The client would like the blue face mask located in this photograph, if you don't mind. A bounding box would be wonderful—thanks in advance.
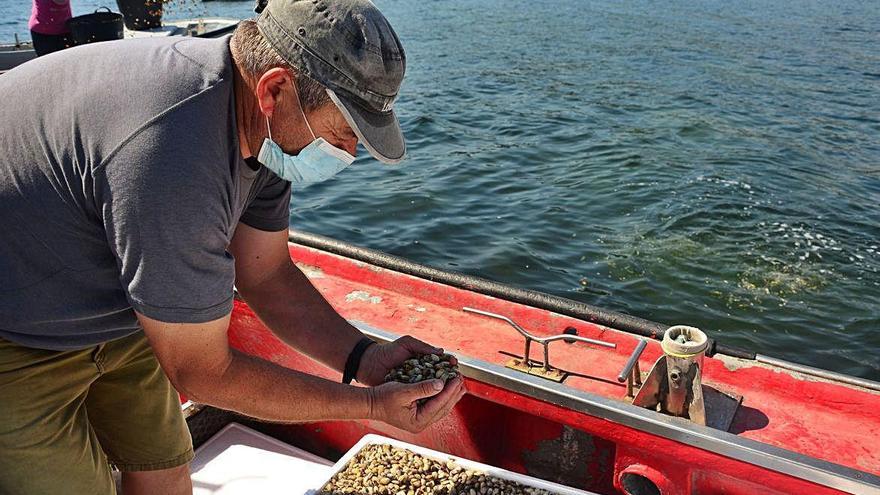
[257,94,355,186]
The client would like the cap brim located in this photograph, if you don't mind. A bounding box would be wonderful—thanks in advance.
[327,89,405,164]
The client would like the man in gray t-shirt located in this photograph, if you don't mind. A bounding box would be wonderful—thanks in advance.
[0,1,465,493]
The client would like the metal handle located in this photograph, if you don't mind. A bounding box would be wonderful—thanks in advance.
[462,307,615,372]
[618,339,647,382]
[618,339,646,397]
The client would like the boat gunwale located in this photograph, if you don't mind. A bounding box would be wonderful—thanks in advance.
[287,228,880,394]
[353,320,880,494]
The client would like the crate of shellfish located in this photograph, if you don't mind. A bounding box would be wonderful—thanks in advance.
[311,434,599,495]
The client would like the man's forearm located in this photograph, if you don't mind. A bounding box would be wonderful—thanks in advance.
[186,348,372,423]
[237,262,364,375]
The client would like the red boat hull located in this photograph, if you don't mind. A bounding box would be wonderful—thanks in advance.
[223,241,880,495]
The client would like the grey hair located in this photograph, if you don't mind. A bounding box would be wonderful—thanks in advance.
[230,19,330,112]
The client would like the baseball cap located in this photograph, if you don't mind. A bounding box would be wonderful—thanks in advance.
[255,0,407,164]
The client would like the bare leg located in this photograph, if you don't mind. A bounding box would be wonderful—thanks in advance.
[121,464,191,495]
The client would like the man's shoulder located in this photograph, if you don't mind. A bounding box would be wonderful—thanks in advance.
[73,35,233,85]
[94,35,235,135]
[4,35,233,97]
[94,36,238,169]
[2,35,236,173]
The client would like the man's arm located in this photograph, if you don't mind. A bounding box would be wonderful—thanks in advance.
[228,224,365,376]
[139,312,369,422]
[138,311,465,431]
[229,225,450,385]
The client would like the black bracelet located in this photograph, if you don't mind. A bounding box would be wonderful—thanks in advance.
[342,337,376,384]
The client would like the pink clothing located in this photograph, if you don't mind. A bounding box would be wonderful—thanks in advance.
[29,0,72,35]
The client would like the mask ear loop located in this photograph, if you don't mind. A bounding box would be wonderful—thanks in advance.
[264,75,316,144]
[290,76,317,140]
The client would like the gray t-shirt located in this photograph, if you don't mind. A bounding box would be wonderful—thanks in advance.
[0,35,291,350]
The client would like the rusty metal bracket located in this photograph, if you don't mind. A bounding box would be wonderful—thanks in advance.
[505,357,568,382]
[618,339,647,398]
[462,307,616,382]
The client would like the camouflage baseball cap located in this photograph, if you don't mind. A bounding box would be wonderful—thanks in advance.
[255,0,407,164]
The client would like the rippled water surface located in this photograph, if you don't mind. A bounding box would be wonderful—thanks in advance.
[2,0,879,380]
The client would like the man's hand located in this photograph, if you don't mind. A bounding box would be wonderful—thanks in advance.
[356,335,458,386]
[368,376,466,433]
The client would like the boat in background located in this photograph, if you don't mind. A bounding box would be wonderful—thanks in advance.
[0,17,239,73]
[183,229,880,495]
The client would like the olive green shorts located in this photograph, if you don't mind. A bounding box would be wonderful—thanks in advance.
[0,331,194,495]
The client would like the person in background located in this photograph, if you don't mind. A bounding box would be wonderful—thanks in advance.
[29,0,73,56]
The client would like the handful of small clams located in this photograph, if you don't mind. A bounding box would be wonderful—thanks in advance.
[384,353,459,385]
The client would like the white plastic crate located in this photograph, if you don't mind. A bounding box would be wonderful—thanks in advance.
[308,434,599,494]
[191,422,333,495]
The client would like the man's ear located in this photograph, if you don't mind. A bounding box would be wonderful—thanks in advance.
[255,68,293,119]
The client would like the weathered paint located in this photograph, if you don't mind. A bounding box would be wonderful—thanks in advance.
[223,242,880,495]
[294,263,325,279]
[344,290,383,304]
[522,425,605,489]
